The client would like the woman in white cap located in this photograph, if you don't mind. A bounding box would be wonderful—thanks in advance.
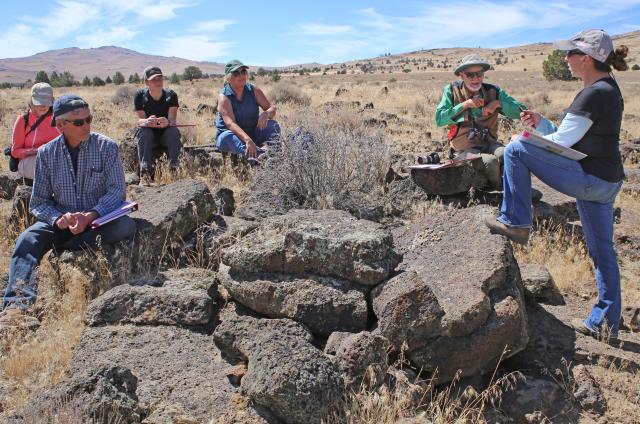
[485,29,629,339]
[10,82,60,180]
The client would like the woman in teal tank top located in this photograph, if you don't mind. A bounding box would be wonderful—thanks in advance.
[215,60,280,161]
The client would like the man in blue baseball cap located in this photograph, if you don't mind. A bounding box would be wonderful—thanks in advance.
[0,94,136,324]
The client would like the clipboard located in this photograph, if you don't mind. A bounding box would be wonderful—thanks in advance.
[405,154,482,171]
[90,201,138,229]
[519,131,587,161]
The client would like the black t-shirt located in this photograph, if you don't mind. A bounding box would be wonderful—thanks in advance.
[567,77,624,182]
[134,88,179,132]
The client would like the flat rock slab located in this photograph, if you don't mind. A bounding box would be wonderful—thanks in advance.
[519,264,564,305]
[84,268,217,327]
[410,157,489,196]
[128,179,216,250]
[373,205,528,382]
[214,303,344,424]
[218,263,368,336]
[221,209,400,286]
[532,177,579,223]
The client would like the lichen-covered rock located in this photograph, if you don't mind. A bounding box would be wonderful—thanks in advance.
[214,303,344,424]
[0,171,23,200]
[372,205,528,382]
[218,264,368,336]
[84,268,216,327]
[221,209,400,286]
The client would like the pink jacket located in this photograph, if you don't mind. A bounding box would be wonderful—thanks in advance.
[11,110,60,159]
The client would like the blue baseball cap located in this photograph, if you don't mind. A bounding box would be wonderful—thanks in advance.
[51,94,89,126]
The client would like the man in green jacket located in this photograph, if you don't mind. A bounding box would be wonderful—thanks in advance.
[435,54,525,189]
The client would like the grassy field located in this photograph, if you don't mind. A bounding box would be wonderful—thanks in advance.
[0,64,639,422]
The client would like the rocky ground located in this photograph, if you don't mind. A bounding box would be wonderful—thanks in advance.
[0,142,639,423]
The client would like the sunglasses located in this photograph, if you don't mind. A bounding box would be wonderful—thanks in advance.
[566,49,585,57]
[232,68,248,76]
[463,71,484,79]
[64,115,92,127]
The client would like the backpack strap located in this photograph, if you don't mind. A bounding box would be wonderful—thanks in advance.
[24,108,52,138]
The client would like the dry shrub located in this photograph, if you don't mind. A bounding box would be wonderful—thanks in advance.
[110,85,137,106]
[268,83,311,106]
[251,122,390,218]
[513,221,592,294]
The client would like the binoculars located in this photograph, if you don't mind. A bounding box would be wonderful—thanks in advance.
[417,152,441,165]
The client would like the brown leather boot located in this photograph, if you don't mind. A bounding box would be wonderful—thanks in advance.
[484,217,530,245]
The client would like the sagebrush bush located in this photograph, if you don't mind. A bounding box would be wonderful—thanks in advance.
[267,83,311,106]
[250,120,389,218]
[110,85,137,106]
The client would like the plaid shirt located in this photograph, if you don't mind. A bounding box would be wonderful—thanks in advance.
[30,132,126,226]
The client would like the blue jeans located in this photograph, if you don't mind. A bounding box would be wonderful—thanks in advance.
[499,140,623,335]
[137,127,182,174]
[3,216,137,309]
[216,120,281,157]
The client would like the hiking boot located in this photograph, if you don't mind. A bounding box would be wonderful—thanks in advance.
[571,318,619,342]
[484,217,530,245]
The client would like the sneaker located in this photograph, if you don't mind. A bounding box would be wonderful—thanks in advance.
[484,217,530,245]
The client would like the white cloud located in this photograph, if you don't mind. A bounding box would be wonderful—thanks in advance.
[191,19,236,33]
[295,23,353,36]
[0,24,49,58]
[76,27,138,48]
[93,0,193,23]
[156,35,233,61]
[25,1,99,39]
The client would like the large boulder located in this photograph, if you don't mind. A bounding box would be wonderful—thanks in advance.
[84,268,217,327]
[213,303,344,424]
[371,205,528,382]
[221,209,400,286]
[218,264,368,336]
[129,179,216,250]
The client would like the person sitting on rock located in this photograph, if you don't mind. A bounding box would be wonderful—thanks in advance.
[134,66,181,185]
[435,54,526,190]
[215,60,280,163]
[0,94,136,322]
[10,83,60,180]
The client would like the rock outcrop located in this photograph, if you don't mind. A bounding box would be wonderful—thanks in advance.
[372,205,528,382]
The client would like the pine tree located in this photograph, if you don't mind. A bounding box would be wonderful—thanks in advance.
[169,72,180,84]
[35,70,50,83]
[82,76,91,86]
[132,73,141,84]
[105,76,113,84]
[112,71,125,85]
[92,76,106,86]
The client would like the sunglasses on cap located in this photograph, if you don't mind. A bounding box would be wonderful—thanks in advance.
[463,71,484,79]
[566,49,586,57]
[232,68,248,76]
[64,115,92,127]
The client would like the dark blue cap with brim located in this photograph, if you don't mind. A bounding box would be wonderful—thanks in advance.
[51,94,89,126]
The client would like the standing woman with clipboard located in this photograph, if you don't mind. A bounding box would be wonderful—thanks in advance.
[485,29,630,339]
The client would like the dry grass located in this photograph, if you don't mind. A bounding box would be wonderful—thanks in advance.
[514,223,594,295]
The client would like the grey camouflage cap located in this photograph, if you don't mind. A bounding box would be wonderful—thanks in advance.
[553,29,613,63]
[454,54,491,75]
[31,82,54,106]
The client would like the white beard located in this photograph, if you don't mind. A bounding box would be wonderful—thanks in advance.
[464,81,482,92]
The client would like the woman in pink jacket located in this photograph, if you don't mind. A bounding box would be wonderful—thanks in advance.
[11,83,60,179]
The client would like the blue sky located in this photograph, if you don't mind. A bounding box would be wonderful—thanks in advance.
[1,0,640,66]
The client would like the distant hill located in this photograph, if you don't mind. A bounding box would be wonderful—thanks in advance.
[0,46,230,84]
[1,31,638,83]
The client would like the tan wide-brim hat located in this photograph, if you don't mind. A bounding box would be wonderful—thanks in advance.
[454,54,491,75]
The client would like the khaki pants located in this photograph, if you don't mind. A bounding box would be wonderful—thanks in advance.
[454,140,505,190]
[17,155,37,180]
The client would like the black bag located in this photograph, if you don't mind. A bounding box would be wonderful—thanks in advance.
[4,146,19,172]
